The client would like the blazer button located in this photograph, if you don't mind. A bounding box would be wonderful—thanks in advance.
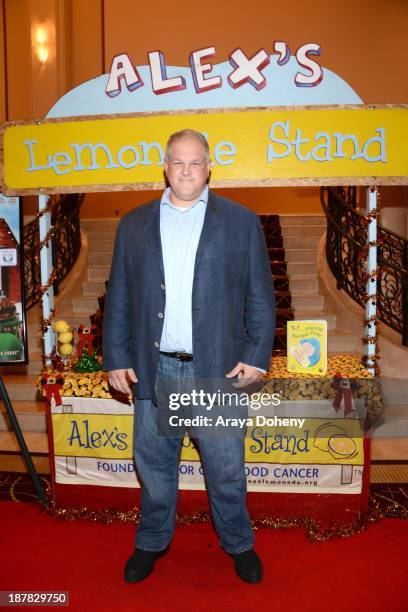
[154,341,159,348]
[160,283,165,290]
[158,312,164,318]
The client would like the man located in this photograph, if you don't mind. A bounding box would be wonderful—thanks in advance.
[103,129,275,583]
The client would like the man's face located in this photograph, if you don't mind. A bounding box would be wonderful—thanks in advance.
[164,137,211,207]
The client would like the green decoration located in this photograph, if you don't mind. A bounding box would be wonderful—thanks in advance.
[74,345,101,373]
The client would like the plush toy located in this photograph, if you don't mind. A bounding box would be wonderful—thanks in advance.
[75,323,101,373]
[77,324,97,357]
[40,373,64,406]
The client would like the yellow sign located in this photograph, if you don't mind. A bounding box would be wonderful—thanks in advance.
[52,413,133,459]
[2,105,408,194]
[52,412,363,465]
[180,418,364,466]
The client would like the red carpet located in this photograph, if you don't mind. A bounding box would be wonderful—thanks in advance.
[0,502,406,612]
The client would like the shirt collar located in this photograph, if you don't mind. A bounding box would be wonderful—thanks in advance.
[161,186,209,212]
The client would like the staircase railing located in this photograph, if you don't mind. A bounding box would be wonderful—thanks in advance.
[24,194,83,309]
[320,186,408,346]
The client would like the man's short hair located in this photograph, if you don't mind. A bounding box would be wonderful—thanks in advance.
[165,129,210,161]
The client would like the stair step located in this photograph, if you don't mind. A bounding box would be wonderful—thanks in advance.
[279,215,325,226]
[268,248,285,262]
[381,379,408,406]
[0,430,49,453]
[265,235,283,248]
[283,235,321,249]
[275,292,292,309]
[281,225,325,237]
[72,297,99,313]
[0,375,41,401]
[0,400,47,433]
[273,329,288,351]
[83,229,118,241]
[263,227,282,239]
[276,309,294,325]
[289,276,318,293]
[371,439,408,461]
[287,262,317,276]
[88,239,115,253]
[292,294,325,311]
[271,261,288,276]
[327,331,362,353]
[259,214,280,224]
[88,253,113,267]
[0,454,50,473]
[82,281,106,297]
[81,219,120,231]
[273,277,290,292]
[87,266,111,281]
[285,248,317,263]
[0,352,44,377]
[293,311,337,330]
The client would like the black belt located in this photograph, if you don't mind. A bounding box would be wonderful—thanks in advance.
[160,351,193,362]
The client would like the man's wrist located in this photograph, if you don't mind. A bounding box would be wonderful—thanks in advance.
[241,362,266,374]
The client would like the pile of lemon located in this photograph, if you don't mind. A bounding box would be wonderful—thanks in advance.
[54,319,74,356]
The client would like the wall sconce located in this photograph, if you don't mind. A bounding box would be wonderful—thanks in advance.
[34,26,49,64]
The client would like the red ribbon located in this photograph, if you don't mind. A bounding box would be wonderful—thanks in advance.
[43,382,63,407]
[333,383,354,415]
[77,334,94,356]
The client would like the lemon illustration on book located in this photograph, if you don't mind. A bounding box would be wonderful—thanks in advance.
[328,435,357,459]
[313,422,346,452]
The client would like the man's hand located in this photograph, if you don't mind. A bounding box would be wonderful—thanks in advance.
[108,368,138,395]
[225,362,261,388]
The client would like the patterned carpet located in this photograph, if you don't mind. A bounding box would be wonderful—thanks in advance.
[1,471,407,521]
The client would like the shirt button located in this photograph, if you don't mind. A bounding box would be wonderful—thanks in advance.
[158,312,164,319]
[154,341,159,348]
[160,284,165,290]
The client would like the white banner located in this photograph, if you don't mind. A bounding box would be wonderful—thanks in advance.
[51,396,364,494]
[54,457,363,494]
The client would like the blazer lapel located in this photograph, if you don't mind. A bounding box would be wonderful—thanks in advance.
[194,191,222,273]
[143,200,164,276]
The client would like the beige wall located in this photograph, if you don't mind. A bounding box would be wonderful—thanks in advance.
[2,0,408,216]
[105,0,408,103]
[0,1,6,122]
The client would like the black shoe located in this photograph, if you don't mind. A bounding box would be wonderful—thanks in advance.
[124,546,169,583]
[231,549,263,583]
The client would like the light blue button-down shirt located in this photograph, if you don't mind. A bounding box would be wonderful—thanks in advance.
[159,186,208,353]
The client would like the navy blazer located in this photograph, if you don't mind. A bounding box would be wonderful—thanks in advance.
[102,190,275,400]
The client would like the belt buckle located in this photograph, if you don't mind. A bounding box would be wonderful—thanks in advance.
[177,352,189,361]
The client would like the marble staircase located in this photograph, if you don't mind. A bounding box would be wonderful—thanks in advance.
[280,214,361,354]
[1,214,406,473]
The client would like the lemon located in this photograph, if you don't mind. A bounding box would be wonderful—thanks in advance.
[58,331,73,343]
[59,342,73,356]
[54,319,70,333]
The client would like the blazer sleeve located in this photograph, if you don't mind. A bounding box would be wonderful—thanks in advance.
[240,214,275,371]
[102,219,134,372]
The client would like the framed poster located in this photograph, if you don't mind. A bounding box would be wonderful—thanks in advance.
[0,193,28,365]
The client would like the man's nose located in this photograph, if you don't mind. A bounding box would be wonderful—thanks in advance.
[181,164,191,175]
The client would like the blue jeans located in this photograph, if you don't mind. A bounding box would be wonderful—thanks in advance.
[133,353,254,554]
